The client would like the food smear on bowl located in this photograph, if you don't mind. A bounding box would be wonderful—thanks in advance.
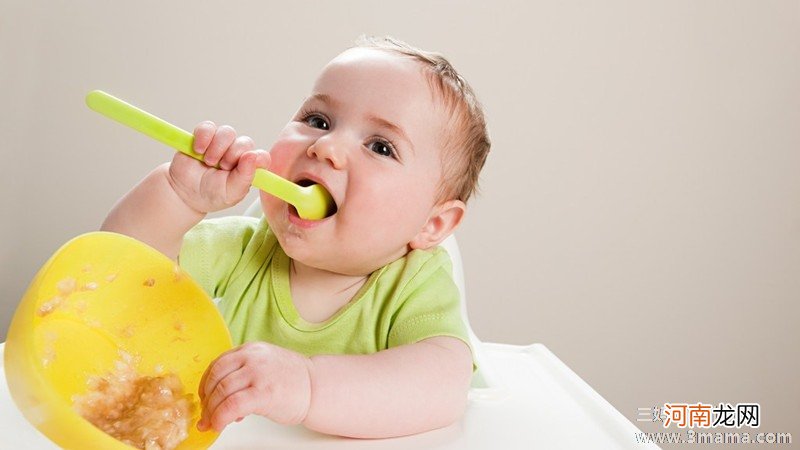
[57,277,78,295]
[36,296,66,317]
[73,351,196,450]
[37,276,79,317]
[37,276,94,317]
[41,331,58,367]
[119,324,136,339]
[172,264,183,282]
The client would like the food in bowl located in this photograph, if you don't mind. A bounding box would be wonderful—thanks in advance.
[73,350,196,450]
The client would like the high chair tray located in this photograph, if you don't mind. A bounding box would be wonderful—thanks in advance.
[0,342,659,449]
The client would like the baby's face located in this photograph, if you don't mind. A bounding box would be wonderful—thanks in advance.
[261,48,448,275]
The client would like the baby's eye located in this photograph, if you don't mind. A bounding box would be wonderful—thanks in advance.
[367,139,396,158]
[303,114,329,130]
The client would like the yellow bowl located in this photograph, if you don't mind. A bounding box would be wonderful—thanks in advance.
[4,232,233,449]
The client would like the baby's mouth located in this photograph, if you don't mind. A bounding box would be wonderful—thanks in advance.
[287,203,302,218]
[295,178,338,217]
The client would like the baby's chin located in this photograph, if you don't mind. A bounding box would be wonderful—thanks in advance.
[263,203,409,276]
[288,251,374,277]
[277,234,389,276]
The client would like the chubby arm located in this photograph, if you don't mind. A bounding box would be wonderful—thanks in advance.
[100,122,269,259]
[305,336,473,438]
[101,162,204,260]
[197,336,473,438]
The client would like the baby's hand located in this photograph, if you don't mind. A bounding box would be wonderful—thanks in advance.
[196,342,313,432]
[168,121,271,214]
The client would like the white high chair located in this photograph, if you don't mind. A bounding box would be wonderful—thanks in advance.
[0,201,660,449]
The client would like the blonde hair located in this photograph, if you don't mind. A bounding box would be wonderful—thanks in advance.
[354,36,491,203]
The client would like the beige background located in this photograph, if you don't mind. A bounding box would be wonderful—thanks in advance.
[2,0,798,446]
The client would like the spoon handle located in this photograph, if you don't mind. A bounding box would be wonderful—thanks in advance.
[85,90,205,162]
[85,90,301,204]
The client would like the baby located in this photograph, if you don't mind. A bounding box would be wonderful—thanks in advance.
[101,36,490,439]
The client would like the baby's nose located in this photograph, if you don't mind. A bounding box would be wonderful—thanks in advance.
[307,136,346,169]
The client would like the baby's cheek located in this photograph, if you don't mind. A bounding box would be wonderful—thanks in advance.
[258,191,271,213]
[265,149,291,178]
[268,128,312,171]
[260,191,283,215]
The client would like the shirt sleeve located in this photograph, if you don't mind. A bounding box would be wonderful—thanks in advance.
[387,250,475,369]
[178,216,261,298]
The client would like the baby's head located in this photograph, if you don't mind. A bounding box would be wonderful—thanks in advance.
[352,36,491,205]
[261,36,490,276]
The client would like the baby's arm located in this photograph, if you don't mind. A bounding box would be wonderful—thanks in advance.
[197,336,473,438]
[101,122,270,259]
[305,336,473,437]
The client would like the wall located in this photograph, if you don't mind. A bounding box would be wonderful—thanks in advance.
[1,0,797,444]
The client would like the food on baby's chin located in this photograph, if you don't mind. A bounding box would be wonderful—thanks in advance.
[73,351,195,450]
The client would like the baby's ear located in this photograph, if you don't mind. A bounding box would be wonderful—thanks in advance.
[409,199,466,250]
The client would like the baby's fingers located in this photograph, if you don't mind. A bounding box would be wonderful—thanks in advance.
[225,150,271,201]
[203,125,237,167]
[192,121,216,155]
[219,136,255,171]
[200,368,249,429]
[203,388,260,432]
[200,353,244,404]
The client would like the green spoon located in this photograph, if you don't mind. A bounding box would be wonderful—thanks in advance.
[85,90,334,220]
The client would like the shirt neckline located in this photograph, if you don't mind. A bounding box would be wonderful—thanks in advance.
[272,246,383,332]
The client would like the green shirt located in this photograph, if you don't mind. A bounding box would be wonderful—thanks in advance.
[179,216,471,358]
